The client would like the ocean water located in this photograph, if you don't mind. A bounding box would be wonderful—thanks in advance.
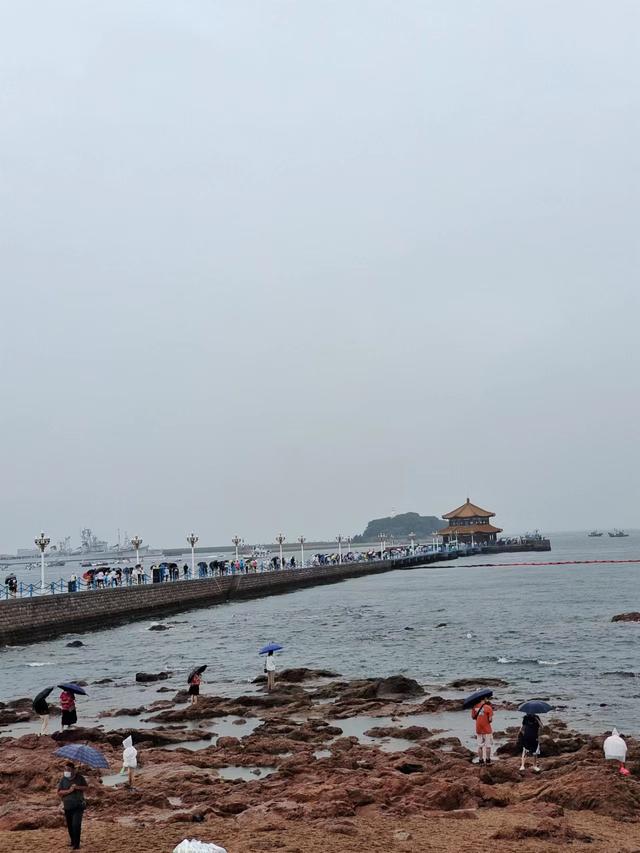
[1,532,639,735]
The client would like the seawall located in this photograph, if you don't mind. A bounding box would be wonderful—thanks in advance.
[0,553,457,646]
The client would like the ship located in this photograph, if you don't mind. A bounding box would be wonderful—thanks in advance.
[608,529,629,538]
[587,530,603,537]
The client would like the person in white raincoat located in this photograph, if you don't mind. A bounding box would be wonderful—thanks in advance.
[604,728,629,776]
[121,735,138,788]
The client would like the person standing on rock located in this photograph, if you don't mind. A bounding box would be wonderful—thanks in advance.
[32,691,50,736]
[188,671,202,705]
[518,713,542,773]
[265,650,276,692]
[60,689,77,730]
[472,696,493,765]
[57,760,87,850]
[121,735,138,788]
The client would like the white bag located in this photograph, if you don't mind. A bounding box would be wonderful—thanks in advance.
[603,728,627,762]
[173,841,227,853]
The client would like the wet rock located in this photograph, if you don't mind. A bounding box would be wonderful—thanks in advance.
[0,710,30,726]
[612,612,640,622]
[217,736,241,749]
[99,707,144,718]
[277,668,341,683]
[395,762,424,774]
[436,623,448,628]
[148,624,170,631]
[364,725,431,741]
[66,640,84,647]
[448,677,508,689]
[135,671,171,682]
[93,677,113,684]
[493,818,593,842]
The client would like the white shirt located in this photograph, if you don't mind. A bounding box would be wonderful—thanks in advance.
[265,657,276,672]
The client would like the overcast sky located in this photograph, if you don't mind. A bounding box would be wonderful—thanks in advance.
[1,1,638,552]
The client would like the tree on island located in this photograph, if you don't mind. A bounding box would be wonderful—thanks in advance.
[353,512,441,543]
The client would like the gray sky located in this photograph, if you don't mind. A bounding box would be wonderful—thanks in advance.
[1,1,639,552]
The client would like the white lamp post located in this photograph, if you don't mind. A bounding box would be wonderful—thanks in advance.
[378,532,386,560]
[187,532,199,578]
[298,536,306,568]
[35,532,50,591]
[276,533,285,569]
[131,535,143,567]
[408,531,416,555]
[232,535,242,562]
[336,535,343,564]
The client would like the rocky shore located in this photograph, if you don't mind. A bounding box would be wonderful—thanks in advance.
[1,670,640,853]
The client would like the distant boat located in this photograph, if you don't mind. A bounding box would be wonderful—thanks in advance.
[587,530,603,537]
[608,529,629,538]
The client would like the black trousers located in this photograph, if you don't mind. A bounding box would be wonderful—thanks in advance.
[65,807,83,848]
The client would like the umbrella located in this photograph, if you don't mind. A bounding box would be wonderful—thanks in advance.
[259,642,283,655]
[462,687,493,710]
[519,700,553,715]
[54,743,109,769]
[33,686,54,704]
[188,665,207,683]
[57,683,87,696]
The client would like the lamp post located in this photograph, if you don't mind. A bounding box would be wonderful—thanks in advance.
[346,536,352,555]
[232,535,242,562]
[297,536,306,568]
[336,535,343,564]
[378,532,386,560]
[131,535,143,567]
[408,532,416,555]
[35,532,50,591]
[187,532,199,578]
[276,534,285,569]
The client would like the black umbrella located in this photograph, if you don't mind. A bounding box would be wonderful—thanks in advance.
[57,682,88,696]
[188,665,207,683]
[462,687,494,710]
[519,700,553,715]
[33,686,54,704]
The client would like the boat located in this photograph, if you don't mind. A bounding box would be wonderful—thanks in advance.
[608,529,629,538]
[587,530,603,537]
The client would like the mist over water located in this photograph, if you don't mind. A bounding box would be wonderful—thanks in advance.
[1,532,639,734]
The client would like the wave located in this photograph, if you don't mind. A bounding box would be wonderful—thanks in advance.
[494,656,563,667]
[497,656,513,664]
[602,670,637,678]
[537,660,563,666]
[26,662,54,667]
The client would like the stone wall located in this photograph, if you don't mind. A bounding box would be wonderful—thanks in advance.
[0,553,455,646]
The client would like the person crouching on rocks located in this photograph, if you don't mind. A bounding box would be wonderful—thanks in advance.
[121,735,138,788]
[518,713,542,773]
[188,671,202,705]
[265,650,276,692]
[472,697,493,765]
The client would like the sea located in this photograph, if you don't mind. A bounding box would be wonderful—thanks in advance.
[1,531,639,736]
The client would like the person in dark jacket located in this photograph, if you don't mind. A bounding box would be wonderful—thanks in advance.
[57,761,87,849]
[32,692,49,736]
[518,713,542,773]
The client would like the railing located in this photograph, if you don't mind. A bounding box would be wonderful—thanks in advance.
[0,545,457,600]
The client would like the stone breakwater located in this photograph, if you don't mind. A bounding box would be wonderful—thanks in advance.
[0,553,456,646]
[0,669,639,853]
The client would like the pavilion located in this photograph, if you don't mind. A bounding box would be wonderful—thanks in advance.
[437,498,503,545]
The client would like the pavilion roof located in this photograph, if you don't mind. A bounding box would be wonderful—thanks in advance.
[442,498,496,519]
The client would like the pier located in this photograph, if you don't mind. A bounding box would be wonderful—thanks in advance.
[0,551,458,646]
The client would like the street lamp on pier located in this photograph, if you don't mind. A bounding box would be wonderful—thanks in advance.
[232,535,242,562]
[187,533,199,578]
[35,532,50,591]
[378,532,386,560]
[408,532,416,555]
[336,535,343,564]
[297,536,306,568]
[276,534,285,569]
[130,535,143,567]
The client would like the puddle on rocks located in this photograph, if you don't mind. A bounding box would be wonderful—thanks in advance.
[216,765,276,781]
[101,772,129,787]
[314,749,332,759]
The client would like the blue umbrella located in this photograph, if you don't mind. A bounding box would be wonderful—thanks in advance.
[462,687,493,710]
[57,683,87,696]
[54,744,109,769]
[259,642,283,655]
[519,700,553,715]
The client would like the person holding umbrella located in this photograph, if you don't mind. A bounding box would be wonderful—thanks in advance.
[259,643,283,692]
[517,700,552,774]
[56,760,88,850]
[188,665,207,705]
[58,683,87,730]
[32,686,53,736]
[462,688,494,765]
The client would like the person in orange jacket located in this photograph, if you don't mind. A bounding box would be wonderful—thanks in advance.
[472,697,494,765]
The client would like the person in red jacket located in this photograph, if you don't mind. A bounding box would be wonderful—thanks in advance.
[472,698,494,765]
